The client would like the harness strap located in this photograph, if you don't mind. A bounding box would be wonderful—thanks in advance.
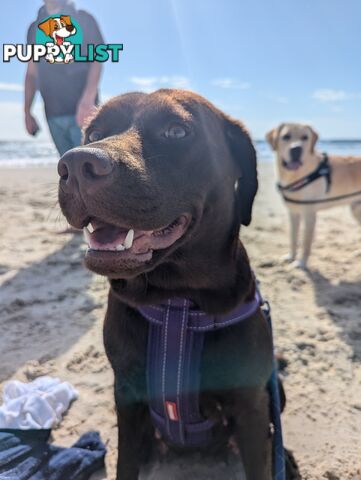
[261,299,286,480]
[146,300,214,446]
[140,293,260,331]
[139,294,260,447]
[277,152,331,194]
[281,188,361,205]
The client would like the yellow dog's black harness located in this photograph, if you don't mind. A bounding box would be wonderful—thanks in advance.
[277,153,332,196]
[278,153,361,205]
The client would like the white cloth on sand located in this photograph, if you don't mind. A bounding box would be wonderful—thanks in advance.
[0,376,78,429]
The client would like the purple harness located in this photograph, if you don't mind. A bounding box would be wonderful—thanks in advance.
[138,292,261,448]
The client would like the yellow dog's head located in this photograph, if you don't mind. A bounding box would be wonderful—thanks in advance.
[266,123,319,172]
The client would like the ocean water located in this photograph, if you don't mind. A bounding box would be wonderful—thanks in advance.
[0,141,58,167]
[1,139,361,167]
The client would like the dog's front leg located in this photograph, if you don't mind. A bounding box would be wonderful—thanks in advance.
[114,379,153,480]
[45,42,56,63]
[298,209,316,269]
[62,41,74,63]
[233,387,272,480]
[286,210,300,262]
[351,200,361,225]
[45,53,55,63]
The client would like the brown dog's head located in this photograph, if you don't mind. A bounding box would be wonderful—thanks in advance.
[266,122,319,172]
[38,15,76,45]
[58,90,257,284]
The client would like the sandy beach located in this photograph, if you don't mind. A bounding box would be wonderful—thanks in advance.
[0,163,360,480]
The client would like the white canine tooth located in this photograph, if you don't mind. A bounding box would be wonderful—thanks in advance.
[124,229,134,249]
[88,223,95,233]
[83,227,91,245]
[116,244,125,251]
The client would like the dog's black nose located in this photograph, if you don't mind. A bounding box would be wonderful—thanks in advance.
[290,145,302,162]
[58,147,113,192]
[66,25,74,32]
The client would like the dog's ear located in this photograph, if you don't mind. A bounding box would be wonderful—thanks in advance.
[266,123,284,151]
[307,125,319,152]
[60,15,72,26]
[224,117,258,226]
[38,19,53,37]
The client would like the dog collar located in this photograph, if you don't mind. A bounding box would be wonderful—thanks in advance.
[138,292,261,448]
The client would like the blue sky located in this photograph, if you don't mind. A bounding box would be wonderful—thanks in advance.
[1,0,361,140]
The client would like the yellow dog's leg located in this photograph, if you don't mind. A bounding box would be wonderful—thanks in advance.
[351,201,361,225]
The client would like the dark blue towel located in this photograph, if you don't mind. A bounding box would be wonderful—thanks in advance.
[0,429,106,480]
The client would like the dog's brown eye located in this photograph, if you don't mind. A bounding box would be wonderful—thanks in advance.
[282,134,291,141]
[54,25,59,31]
[301,134,309,141]
[165,124,187,139]
[88,131,102,143]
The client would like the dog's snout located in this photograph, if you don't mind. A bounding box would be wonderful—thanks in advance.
[58,147,113,190]
[290,145,302,162]
[66,25,74,32]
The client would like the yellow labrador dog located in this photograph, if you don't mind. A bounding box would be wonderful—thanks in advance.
[267,123,361,268]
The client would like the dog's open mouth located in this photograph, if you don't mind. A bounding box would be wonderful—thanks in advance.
[282,158,302,171]
[55,35,64,46]
[83,213,192,264]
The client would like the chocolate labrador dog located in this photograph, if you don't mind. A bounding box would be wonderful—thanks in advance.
[58,90,275,480]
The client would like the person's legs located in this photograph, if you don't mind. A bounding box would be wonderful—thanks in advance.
[47,116,75,156]
[68,116,83,148]
[49,115,83,234]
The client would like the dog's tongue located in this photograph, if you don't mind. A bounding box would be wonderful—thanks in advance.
[288,161,301,171]
[56,35,63,46]
[283,158,302,171]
